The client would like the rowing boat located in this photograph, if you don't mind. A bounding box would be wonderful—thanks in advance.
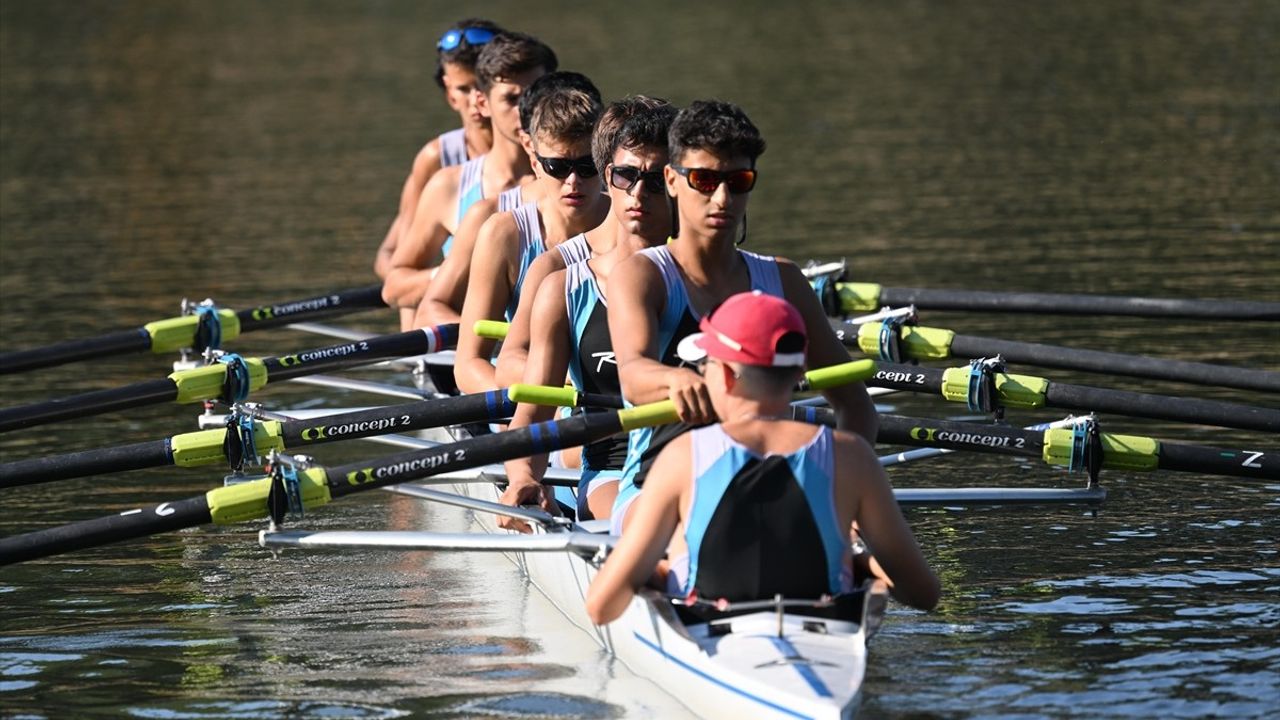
[258,372,888,719]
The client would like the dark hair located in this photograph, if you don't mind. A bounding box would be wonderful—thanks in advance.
[592,96,677,175]
[736,363,805,395]
[668,100,766,167]
[531,85,603,145]
[475,32,559,94]
[433,18,505,89]
[519,71,602,135]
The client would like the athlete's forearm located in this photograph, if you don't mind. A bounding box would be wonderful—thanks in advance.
[381,267,432,309]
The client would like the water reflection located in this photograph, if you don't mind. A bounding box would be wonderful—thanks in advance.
[3,0,1279,718]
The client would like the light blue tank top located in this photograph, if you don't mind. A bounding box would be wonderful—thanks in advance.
[442,156,486,258]
[674,424,853,596]
[497,185,524,213]
[506,203,545,322]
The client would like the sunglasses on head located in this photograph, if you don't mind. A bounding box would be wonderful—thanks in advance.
[437,27,496,51]
[535,154,599,180]
[608,165,665,195]
[670,165,757,195]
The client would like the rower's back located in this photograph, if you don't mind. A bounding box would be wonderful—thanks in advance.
[674,420,852,601]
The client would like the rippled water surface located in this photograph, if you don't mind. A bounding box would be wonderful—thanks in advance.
[2,1,1278,718]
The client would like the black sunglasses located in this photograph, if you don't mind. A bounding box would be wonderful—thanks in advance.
[609,165,665,195]
[670,165,757,195]
[535,154,599,180]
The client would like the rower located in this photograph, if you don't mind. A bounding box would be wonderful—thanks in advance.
[415,72,603,328]
[382,32,558,328]
[493,95,674,388]
[606,100,879,534]
[453,76,610,394]
[585,292,940,624]
[497,97,678,528]
[373,18,503,292]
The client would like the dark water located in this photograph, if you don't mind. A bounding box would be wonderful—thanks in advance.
[2,1,1278,717]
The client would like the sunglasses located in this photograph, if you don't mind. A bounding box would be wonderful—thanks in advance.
[535,154,599,180]
[609,165,665,195]
[670,165,757,195]
[437,27,496,51]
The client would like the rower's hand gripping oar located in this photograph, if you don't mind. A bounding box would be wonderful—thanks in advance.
[0,285,388,375]
[0,388,519,489]
[834,318,1280,394]
[0,400,679,565]
[0,324,458,433]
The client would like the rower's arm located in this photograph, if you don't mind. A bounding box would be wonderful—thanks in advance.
[375,140,443,279]
[608,255,714,423]
[495,250,568,387]
[382,168,455,310]
[417,197,498,327]
[836,433,940,611]
[778,261,879,443]
[454,213,520,393]
[499,272,573,527]
[586,435,687,625]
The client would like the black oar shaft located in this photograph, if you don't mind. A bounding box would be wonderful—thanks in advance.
[0,407,647,564]
[948,334,1280,394]
[0,379,178,433]
[0,285,389,375]
[0,389,513,489]
[278,390,514,447]
[234,285,385,332]
[796,407,1278,480]
[0,495,212,564]
[0,326,457,434]
[0,439,172,488]
[262,328,453,382]
[325,411,625,498]
[868,364,1280,434]
[1159,444,1277,480]
[0,329,152,375]
[876,286,1280,321]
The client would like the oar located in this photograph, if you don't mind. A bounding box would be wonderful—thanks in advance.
[0,285,388,375]
[506,359,879,411]
[0,400,678,565]
[834,320,1280,393]
[813,280,1280,321]
[868,362,1280,434]
[508,380,1276,482]
[789,407,1278,481]
[0,389,517,488]
[0,325,457,433]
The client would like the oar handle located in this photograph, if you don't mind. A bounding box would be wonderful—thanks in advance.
[474,320,509,340]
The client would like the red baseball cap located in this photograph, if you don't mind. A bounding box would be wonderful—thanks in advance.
[677,291,808,367]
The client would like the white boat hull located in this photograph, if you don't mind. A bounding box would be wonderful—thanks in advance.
[435,427,875,720]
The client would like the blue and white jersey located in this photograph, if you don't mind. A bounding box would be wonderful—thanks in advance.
[611,246,784,523]
[442,155,487,258]
[670,424,853,600]
[437,127,469,168]
[506,202,546,322]
[564,259,626,474]
[556,233,592,266]
[497,185,525,213]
